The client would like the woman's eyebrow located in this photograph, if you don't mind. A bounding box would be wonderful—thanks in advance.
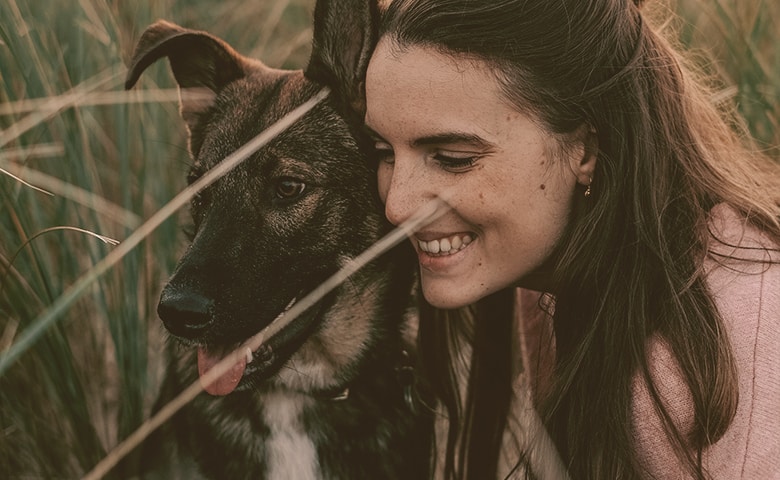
[362,124,496,150]
[411,132,496,149]
[362,124,386,141]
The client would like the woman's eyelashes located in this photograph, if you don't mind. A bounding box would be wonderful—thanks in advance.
[432,151,479,171]
[370,140,479,172]
[371,140,395,164]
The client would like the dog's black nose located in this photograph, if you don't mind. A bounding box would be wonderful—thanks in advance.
[157,287,214,339]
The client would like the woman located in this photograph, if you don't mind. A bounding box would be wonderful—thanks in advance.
[363,0,780,478]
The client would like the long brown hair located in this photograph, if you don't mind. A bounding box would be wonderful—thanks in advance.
[380,0,780,478]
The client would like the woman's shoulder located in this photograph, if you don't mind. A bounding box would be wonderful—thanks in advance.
[632,203,780,477]
[704,203,780,344]
[706,202,780,263]
[702,204,780,476]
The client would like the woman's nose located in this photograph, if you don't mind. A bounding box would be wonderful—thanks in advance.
[378,154,429,227]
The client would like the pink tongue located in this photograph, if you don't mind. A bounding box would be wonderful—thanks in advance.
[197,346,247,396]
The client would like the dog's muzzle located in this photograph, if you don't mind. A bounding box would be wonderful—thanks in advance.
[157,285,214,340]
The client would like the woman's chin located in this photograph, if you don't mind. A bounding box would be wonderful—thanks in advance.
[420,281,481,310]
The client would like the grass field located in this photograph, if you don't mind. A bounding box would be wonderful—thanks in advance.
[0,0,777,478]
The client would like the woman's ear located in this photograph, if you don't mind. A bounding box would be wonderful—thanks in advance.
[570,125,598,186]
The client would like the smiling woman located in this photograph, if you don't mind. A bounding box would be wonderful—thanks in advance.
[366,0,780,479]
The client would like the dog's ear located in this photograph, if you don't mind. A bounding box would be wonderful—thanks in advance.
[304,0,379,119]
[124,20,251,156]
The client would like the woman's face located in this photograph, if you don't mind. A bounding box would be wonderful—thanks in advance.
[365,40,589,308]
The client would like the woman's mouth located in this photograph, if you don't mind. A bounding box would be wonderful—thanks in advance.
[417,233,473,256]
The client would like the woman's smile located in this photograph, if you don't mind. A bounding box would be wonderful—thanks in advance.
[415,232,474,255]
[414,231,475,273]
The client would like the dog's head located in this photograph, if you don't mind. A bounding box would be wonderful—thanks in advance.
[125,1,404,396]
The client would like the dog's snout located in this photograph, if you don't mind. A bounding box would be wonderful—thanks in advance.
[158,287,214,339]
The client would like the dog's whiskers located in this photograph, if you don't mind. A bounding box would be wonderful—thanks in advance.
[281,358,308,378]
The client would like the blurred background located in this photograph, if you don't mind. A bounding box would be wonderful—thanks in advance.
[0,0,777,478]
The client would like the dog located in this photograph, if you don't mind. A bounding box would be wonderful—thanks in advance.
[121,1,431,478]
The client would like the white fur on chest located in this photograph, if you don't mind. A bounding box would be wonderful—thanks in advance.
[262,392,320,480]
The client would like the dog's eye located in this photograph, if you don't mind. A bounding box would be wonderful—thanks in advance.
[275,177,306,199]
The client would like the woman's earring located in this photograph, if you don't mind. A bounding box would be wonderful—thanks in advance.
[584,176,592,197]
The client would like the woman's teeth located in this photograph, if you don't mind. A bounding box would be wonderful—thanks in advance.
[418,234,473,256]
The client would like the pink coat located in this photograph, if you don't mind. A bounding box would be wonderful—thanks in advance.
[504,205,780,478]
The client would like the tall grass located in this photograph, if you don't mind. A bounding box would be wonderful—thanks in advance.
[0,0,776,478]
[0,1,314,477]
[672,0,779,152]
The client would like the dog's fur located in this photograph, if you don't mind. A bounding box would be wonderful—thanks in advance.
[122,1,431,478]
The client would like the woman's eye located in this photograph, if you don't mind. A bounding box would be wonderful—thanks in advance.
[275,177,306,199]
[433,152,479,172]
[371,141,394,164]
